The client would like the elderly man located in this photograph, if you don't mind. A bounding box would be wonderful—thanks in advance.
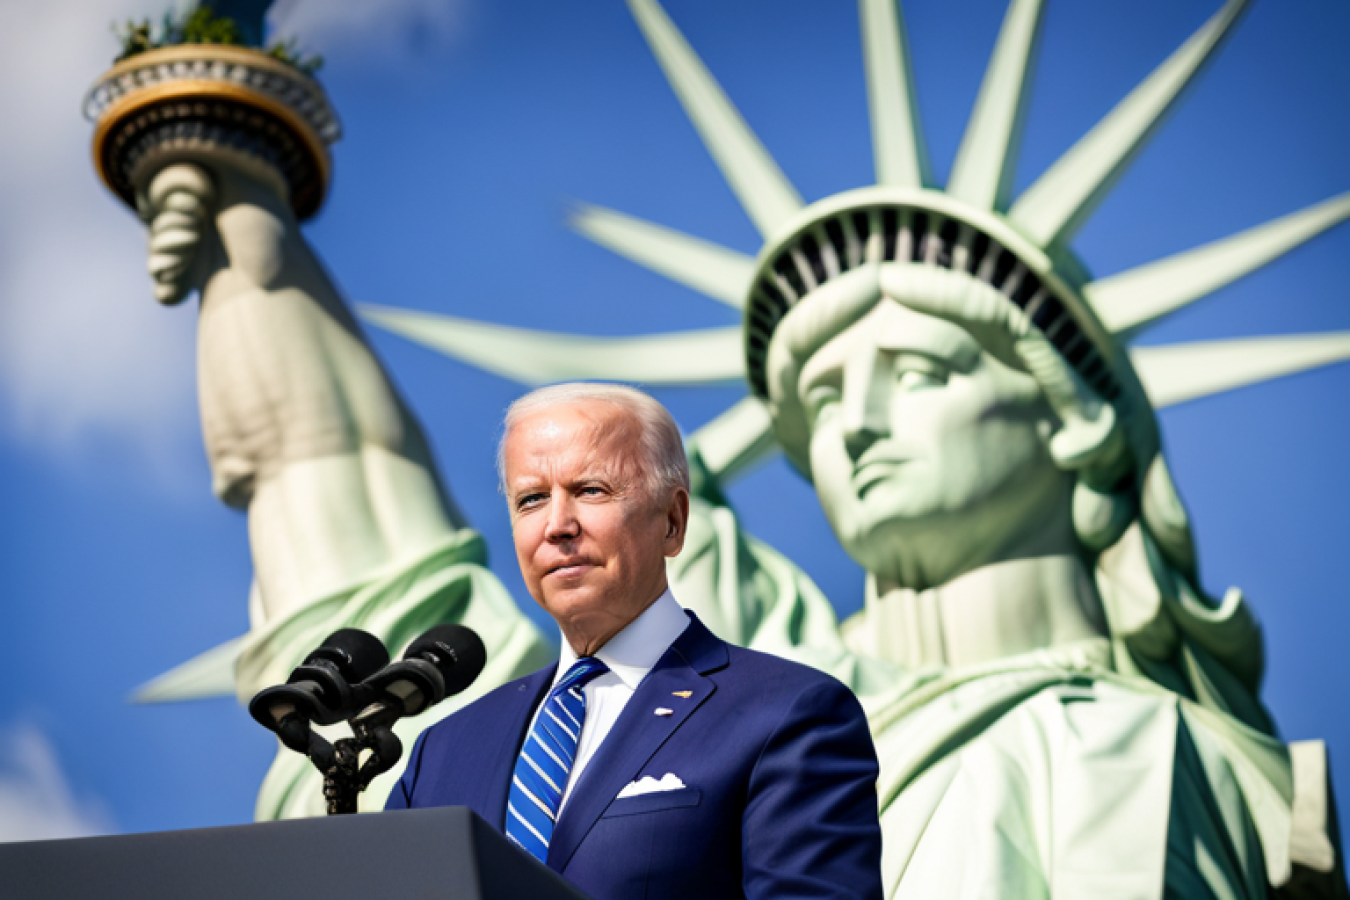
[386,382,883,900]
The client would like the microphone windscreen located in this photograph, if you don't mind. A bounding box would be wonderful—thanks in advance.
[404,625,486,697]
[313,628,390,682]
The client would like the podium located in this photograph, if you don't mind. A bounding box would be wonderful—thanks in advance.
[0,806,590,899]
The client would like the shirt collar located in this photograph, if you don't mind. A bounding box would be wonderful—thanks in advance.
[555,588,689,691]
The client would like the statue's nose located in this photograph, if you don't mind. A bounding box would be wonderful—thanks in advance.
[841,346,891,460]
[844,423,884,461]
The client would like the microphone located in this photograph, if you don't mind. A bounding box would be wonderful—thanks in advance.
[354,624,487,726]
[248,628,390,755]
[245,624,486,814]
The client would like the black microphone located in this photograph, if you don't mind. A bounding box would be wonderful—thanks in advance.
[248,628,390,755]
[244,625,485,814]
[353,624,487,726]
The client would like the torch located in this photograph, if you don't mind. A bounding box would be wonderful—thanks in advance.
[85,3,339,305]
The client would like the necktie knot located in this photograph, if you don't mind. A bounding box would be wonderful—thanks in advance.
[555,656,609,697]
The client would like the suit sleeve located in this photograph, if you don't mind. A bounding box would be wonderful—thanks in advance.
[742,678,884,900]
[384,729,430,810]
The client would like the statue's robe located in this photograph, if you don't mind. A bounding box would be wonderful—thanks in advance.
[238,497,1344,899]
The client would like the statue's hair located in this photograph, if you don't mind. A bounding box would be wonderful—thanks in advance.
[497,382,690,501]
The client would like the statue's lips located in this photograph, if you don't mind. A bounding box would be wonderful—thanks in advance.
[852,457,910,497]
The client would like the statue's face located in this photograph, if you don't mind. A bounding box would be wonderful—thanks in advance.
[800,299,1073,589]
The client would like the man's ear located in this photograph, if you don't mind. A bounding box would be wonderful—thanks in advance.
[663,488,691,556]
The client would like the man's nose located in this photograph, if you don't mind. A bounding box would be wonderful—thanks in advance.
[842,345,891,460]
[543,491,580,542]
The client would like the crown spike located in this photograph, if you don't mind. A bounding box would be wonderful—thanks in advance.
[626,0,803,238]
[687,396,778,484]
[1131,332,1350,408]
[859,0,931,187]
[1086,192,1350,339]
[946,0,1045,210]
[569,203,754,309]
[1009,0,1249,248]
[360,305,743,386]
[132,634,245,703]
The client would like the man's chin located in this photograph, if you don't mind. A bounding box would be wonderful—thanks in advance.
[540,584,609,621]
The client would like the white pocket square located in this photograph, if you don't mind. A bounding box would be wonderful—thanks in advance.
[617,773,685,799]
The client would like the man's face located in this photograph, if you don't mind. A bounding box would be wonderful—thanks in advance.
[503,400,687,653]
[800,299,1071,589]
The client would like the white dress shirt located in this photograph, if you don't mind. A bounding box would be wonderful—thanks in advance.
[531,588,689,814]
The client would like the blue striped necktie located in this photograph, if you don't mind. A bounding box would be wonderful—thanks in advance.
[506,656,610,863]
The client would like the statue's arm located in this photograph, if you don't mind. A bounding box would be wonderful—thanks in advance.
[141,159,490,631]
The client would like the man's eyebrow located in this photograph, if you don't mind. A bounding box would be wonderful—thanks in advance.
[508,479,544,498]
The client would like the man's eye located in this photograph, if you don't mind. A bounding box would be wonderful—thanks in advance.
[516,493,546,511]
[578,485,607,497]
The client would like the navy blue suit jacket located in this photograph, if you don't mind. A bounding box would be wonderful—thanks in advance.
[387,613,883,900]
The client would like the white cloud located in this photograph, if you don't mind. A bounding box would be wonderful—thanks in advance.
[0,724,114,843]
[0,0,198,459]
[0,0,469,469]
[269,0,471,62]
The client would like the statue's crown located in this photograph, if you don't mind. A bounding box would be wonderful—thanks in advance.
[743,185,1126,407]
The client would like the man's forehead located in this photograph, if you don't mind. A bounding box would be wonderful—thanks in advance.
[505,401,637,474]
[512,400,623,441]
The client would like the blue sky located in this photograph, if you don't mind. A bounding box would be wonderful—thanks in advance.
[1,0,1348,844]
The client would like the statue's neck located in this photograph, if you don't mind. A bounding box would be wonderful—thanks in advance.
[864,550,1107,670]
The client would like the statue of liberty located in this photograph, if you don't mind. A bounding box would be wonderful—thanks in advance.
[89,0,1350,896]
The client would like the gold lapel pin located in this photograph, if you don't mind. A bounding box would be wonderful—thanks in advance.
[654,707,674,717]
[672,690,692,698]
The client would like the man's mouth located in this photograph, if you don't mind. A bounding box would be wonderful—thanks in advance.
[547,560,596,578]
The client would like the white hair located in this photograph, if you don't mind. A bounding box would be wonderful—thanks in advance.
[496,382,690,500]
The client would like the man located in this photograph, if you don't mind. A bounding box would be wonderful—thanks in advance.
[387,383,883,900]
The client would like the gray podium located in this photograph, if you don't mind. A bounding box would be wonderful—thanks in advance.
[0,806,590,899]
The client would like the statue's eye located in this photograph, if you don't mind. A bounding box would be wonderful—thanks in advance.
[896,369,942,391]
[893,354,948,392]
[805,384,841,424]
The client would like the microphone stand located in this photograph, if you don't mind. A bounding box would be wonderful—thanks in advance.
[314,705,404,815]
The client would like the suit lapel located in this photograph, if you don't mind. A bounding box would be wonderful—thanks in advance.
[482,666,554,830]
[547,614,729,871]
